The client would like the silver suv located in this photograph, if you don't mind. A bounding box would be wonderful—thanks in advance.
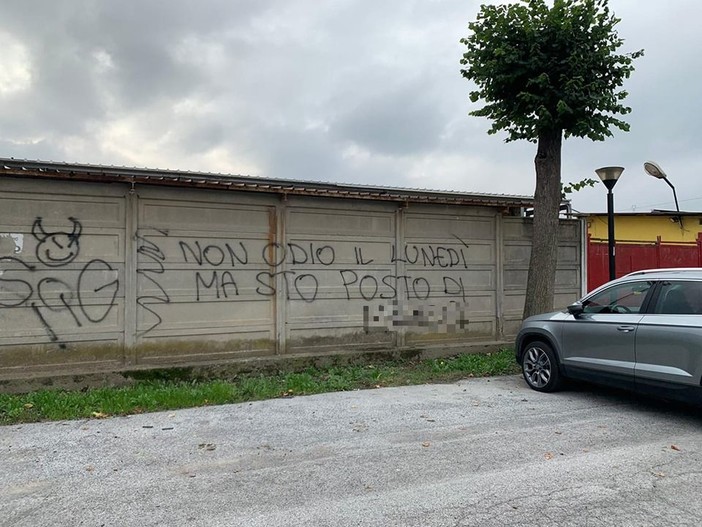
[515,268,702,403]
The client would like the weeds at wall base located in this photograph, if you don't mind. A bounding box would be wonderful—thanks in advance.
[0,348,519,426]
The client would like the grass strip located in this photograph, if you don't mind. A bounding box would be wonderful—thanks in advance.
[0,349,519,425]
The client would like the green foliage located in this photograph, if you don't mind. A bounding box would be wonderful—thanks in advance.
[562,177,597,198]
[0,349,520,425]
[460,0,643,143]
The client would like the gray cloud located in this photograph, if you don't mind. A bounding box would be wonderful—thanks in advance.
[332,81,446,156]
[0,0,700,214]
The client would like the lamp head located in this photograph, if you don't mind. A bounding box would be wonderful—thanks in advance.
[595,166,624,191]
[644,161,667,180]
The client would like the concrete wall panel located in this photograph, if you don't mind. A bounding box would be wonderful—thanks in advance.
[405,216,496,241]
[400,211,497,344]
[0,180,126,378]
[287,210,394,237]
[284,204,397,352]
[133,196,276,363]
[501,218,582,337]
[0,176,583,382]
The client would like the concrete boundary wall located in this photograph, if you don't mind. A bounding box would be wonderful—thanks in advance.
[0,176,582,383]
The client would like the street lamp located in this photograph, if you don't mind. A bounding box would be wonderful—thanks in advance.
[644,161,683,229]
[595,166,625,281]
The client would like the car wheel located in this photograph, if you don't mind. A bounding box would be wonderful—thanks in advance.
[521,341,562,393]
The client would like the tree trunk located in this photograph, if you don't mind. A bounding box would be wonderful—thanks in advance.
[523,129,563,319]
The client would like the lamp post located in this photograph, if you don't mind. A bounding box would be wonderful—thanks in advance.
[644,161,683,230]
[596,166,625,281]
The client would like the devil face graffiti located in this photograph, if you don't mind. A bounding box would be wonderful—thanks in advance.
[32,217,82,267]
[1,216,119,346]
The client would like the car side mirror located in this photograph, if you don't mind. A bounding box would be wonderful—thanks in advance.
[567,302,584,317]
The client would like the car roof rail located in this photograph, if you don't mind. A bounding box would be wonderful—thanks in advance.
[623,268,702,278]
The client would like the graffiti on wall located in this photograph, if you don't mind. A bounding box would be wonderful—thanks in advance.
[176,238,472,302]
[136,231,474,335]
[1,218,476,343]
[0,217,119,346]
[362,300,469,332]
[136,228,171,336]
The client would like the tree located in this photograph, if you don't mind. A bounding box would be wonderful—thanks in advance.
[459,0,643,318]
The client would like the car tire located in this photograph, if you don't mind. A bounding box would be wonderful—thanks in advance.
[521,340,563,393]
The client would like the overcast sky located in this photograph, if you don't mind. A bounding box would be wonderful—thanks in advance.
[0,0,700,213]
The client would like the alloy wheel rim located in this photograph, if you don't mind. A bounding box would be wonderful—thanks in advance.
[523,346,551,388]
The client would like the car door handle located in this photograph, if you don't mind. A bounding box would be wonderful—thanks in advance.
[617,325,635,332]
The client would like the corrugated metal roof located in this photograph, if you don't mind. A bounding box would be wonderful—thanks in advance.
[577,209,701,217]
[0,157,534,209]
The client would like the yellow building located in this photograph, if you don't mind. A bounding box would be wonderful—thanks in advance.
[581,210,702,291]
[586,210,702,244]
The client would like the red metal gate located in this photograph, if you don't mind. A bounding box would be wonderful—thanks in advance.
[587,234,702,292]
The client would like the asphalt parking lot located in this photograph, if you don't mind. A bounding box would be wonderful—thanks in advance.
[2,375,701,527]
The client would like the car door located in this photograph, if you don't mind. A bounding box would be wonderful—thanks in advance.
[635,280,702,391]
[560,280,653,384]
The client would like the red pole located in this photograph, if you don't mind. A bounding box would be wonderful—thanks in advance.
[656,236,662,268]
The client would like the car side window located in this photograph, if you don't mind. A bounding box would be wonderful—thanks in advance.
[582,281,652,314]
[653,281,702,315]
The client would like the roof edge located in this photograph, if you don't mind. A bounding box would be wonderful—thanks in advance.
[0,157,534,209]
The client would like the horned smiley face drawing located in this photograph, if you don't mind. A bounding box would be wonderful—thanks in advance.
[32,217,82,267]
